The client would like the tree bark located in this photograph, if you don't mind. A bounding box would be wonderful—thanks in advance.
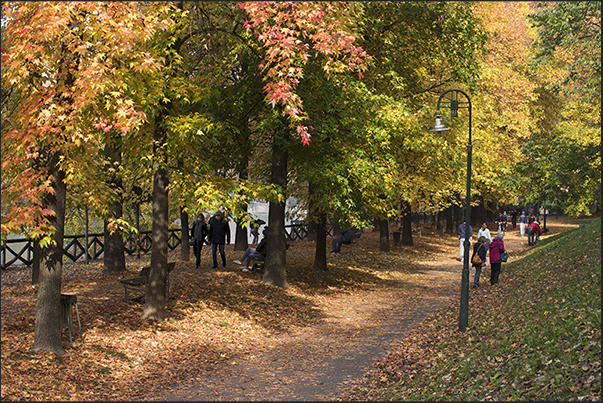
[32,151,67,356]
[103,133,126,274]
[436,210,444,236]
[312,219,328,271]
[378,218,390,252]
[143,116,169,321]
[180,207,190,261]
[234,216,249,252]
[32,237,40,285]
[234,117,251,251]
[444,204,454,234]
[401,201,414,246]
[263,136,289,288]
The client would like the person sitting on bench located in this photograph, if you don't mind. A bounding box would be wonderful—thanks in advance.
[331,227,357,253]
[234,227,268,272]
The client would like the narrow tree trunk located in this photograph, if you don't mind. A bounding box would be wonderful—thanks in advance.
[143,117,169,321]
[32,237,40,285]
[445,205,454,234]
[32,151,67,356]
[401,201,414,246]
[263,136,288,288]
[234,216,248,252]
[436,210,444,236]
[234,118,251,252]
[313,219,328,271]
[379,218,390,252]
[103,133,125,274]
[180,207,190,261]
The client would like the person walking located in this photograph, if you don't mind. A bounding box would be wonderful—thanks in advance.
[471,236,488,288]
[489,232,506,286]
[457,222,473,263]
[526,220,542,246]
[500,211,509,232]
[191,213,209,270]
[519,211,527,237]
[511,209,518,229]
[208,210,230,269]
[477,222,492,262]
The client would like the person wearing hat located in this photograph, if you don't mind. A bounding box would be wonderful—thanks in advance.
[526,220,542,246]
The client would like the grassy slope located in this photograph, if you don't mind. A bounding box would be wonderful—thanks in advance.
[342,218,601,401]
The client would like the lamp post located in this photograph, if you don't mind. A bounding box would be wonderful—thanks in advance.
[429,89,472,333]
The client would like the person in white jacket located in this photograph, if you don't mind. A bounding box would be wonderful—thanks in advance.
[477,222,492,263]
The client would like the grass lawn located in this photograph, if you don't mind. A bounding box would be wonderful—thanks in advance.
[341,217,601,401]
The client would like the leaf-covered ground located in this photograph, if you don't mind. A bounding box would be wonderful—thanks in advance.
[340,217,601,401]
[1,217,598,401]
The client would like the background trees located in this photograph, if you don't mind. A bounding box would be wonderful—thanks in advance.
[2,1,600,344]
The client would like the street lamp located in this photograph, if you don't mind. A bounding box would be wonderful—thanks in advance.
[429,89,472,333]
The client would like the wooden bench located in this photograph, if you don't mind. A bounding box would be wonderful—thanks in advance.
[120,262,175,302]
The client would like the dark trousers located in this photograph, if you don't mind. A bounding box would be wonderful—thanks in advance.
[193,240,204,269]
[490,262,502,285]
[527,228,535,245]
[212,243,226,268]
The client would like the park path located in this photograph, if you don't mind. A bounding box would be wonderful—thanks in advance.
[157,228,528,401]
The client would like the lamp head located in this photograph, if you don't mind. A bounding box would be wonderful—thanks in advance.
[429,112,450,132]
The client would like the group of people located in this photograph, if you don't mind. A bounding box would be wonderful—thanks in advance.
[459,208,546,288]
[190,211,270,272]
[458,222,506,287]
[190,211,231,270]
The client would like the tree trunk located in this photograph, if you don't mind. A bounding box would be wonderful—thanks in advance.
[103,133,126,274]
[444,205,454,234]
[378,218,390,252]
[313,219,328,271]
[436,210,444,236]
[234,216,248,252]
[180,207,190,261]
[32,237,40,285]
[234,117,251,252]
[32,151,67,356]
[143,117,169,321]
[263,136,289,288]
[401,201,414,246]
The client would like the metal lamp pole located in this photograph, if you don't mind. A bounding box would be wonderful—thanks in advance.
[429,89,472,333]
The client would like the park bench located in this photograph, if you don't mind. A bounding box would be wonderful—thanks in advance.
[243,243,291,272]
[120,262,175,302]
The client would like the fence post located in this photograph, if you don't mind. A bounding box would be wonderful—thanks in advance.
[85,205,89,264]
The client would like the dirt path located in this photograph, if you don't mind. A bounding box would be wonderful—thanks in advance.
[159,227,530,401]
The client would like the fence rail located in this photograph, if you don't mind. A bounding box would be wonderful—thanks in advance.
[1,224,310,271]
[1,229,182,271]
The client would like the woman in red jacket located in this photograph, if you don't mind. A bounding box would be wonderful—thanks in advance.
[527,221,542,246]
[488,233,506,286]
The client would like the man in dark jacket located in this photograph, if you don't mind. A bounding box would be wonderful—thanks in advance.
[331,227,357,253]
[208,211,230,268]
[190,213,209,269]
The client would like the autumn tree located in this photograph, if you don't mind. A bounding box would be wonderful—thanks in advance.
[1,2,166,353]
[519,1,601,215]
[239,1,370,287]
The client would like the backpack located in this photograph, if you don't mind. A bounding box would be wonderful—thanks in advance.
[471,243,484,266]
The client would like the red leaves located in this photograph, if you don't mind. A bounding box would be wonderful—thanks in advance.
[240,2,370,145]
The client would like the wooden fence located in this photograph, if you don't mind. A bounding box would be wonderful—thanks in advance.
[1,224,311,270]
